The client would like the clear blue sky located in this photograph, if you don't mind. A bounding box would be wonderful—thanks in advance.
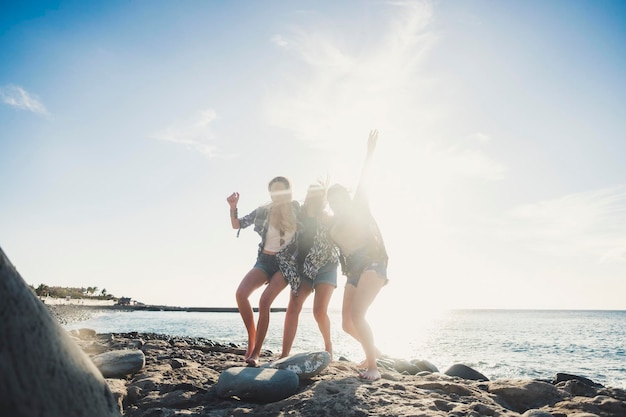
[2,0,625,311]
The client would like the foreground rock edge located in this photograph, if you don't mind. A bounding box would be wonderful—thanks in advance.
[0,246,121,417]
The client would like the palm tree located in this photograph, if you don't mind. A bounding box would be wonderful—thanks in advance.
[35,284,50,297]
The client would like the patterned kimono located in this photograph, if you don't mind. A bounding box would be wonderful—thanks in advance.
[278,211,339,294]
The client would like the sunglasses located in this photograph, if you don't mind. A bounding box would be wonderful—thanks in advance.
[270,189,292,197]
[280,229,285,246]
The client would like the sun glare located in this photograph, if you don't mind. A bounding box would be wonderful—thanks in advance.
[368,297,449,359]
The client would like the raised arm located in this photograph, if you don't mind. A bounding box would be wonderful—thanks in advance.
[226,192,240,229]
[354,129,378,202]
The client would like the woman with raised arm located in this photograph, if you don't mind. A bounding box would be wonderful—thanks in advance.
[226,176,298,367]
[279,182,339,359]
[326,129,389,380]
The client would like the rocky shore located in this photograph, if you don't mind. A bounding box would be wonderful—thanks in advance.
[60,326,625,417]
[46,304,104,325]
[5,248,623,417]
[38,303,626,417]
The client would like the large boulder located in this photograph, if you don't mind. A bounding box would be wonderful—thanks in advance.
[553,372,603,388]
[268,351,331,379]
[92,349,146,378]
[0,246,121,417]
[487,379,568,413]
[411,359,439,373]
[444,364,489,381]
[390,358,439,375]
[215,366,299,403]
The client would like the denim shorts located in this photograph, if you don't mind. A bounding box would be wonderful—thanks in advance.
[300,262,338,290]
[345,248,388,287]
[253,252,281,279]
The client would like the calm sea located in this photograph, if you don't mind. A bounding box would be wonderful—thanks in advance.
[66,308,626,389]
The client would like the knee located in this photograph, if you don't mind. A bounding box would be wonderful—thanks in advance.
[258,294,274,312]
[235,287,248,304]
[342,316,353,334]
[350,304,367,323]
[313,305,328,323]
[288,300,304,316]
[342,322,353,334]
[350,314,366,328]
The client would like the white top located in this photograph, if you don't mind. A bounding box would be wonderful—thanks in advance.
[264,223,295,252]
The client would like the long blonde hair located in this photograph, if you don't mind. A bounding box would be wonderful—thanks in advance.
[267,176,297,233]
[304,180,328,218]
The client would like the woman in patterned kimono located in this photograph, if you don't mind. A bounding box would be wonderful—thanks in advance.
[226,176,298,367]
[279,183,339,359]
[327,129,389,381]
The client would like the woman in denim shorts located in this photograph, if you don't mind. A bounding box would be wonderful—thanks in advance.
[226,176,299,367]
[327,130,389,381]
[278,183,339,359]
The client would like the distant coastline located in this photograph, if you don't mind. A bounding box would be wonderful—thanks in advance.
[45,302,285,326]
[41,298,286,313]
[95,305,287,313]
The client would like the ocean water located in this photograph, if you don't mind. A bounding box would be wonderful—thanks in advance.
[66,308,626,389]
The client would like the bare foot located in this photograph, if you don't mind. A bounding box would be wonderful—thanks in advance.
[357,349,383,368]
[244,346,254,361]
[358,368,381,381]
[245,357,260,367]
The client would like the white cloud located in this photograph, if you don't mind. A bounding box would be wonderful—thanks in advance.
[0,84,49,115]
[265,1,437,151]
[150,109,218,157]
[468,132,491,144]
[437,145,506,181]
[271,34,289,48]
[601,246,626,263]
[264,1,503,182]
[497,186,626,262]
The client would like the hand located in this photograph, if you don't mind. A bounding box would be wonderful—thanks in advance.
[226,192,240,209]
[367,129,378,155]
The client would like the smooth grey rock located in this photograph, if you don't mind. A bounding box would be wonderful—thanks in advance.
[444,363,489,381]
[487,379,567,413]
[556,379,599,397]
[92,349,146,378]
[412,359,439,373]
[268,351,331,379]
[215,366,299,403]
[78,328,98,338]
[522,410,555,417]
[171,358,188,369]
[69,328,97,339]
[376,357,396,371]
[554,372,603,388]
[391,359,421,375]
[0,246,121,417]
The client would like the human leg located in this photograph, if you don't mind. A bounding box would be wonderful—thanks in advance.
[350,270,385,380]
[341,284,360,341]
[312,283,335,358]
[280,282,313,358]
[235,268,269,359]
[246,272,288,366]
